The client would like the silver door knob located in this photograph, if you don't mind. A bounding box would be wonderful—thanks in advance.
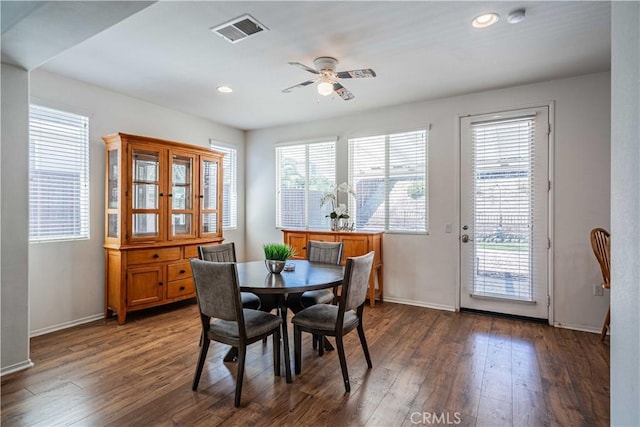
[461,234,473,243]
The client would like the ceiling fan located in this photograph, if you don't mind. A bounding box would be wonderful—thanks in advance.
[282,57,376,101]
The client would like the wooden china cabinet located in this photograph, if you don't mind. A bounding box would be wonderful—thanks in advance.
[103,133,224,324]
[282,229,384,306]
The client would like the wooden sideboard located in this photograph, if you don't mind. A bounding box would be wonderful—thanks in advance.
[282,229,383,306]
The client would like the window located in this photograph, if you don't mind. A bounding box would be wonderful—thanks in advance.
[276,139,336,229]
[29,105,90,241]
[348,129,428,232]
[210,141,237,229]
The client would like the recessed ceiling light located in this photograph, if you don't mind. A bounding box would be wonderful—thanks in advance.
[472,13,500,28]
[217,86,233,93]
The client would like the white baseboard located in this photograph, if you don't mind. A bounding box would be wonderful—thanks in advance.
[382,297,456,312]
[553,321,601,334]
[1,359,34,376]
[30,313,104,338]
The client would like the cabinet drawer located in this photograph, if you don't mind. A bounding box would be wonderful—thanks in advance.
[166,278,195,299]
[167,261,192,281]
[184,244,200,259]
[127,247,181,265]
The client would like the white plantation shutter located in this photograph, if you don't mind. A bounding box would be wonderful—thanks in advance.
[348,129,428,232]
[210,142,237,229]
[275,139,336,229]
[29,105,89,241]
[470,116,539,301]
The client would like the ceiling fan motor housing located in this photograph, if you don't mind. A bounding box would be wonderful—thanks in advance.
[314,56,338,72]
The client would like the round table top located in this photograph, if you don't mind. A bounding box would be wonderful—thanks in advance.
[235,259,344,294]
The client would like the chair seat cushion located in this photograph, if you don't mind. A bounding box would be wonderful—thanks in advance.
[300,289,334,308]
[211,309,281,340]
[241,292,261,310]
[291,304,358,333]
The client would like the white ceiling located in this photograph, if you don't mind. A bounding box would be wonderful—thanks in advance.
[12,1,612,130]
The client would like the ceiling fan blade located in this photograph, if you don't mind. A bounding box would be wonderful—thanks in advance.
[282,79,316,93]
[288,62,320,75]
[336,69,377,79]
[333,83,355,101]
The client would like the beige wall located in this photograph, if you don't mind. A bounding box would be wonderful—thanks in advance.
[246,72,611,331]
[1,63,32,374]
[611,2,640,424]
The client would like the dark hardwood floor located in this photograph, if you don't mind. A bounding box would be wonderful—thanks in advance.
[1,301,609,426]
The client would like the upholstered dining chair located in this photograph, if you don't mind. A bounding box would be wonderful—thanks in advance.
[292,251,374,392]
[590,227,611,341]
[198,243,261,310]
[287,241,344,313]
[190,259,282,407]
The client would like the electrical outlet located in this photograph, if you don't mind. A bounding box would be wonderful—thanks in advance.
[594,283,604,296]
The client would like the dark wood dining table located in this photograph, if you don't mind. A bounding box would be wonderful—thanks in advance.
[235,259,344,383]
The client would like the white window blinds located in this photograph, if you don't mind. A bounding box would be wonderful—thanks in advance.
[29,105,90,241]
[348,129,428,232]
[471,116,536,301]
[276,140,336,229]
[210,142,237,229]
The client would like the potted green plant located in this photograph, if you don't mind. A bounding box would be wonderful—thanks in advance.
[263,243,297,274]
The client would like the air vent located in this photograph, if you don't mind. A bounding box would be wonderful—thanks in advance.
[211,14,268,43]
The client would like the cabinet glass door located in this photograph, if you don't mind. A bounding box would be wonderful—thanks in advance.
[169,151,196,239]
[130,148,162,240]
[200,155,220,236]
[107,148,119,238]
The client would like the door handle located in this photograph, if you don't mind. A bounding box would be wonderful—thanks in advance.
[461,234,474,243]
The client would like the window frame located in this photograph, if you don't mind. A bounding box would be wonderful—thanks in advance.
[29,104,90,243]
[348,127,429,234]
[209,140,238,230]
[275,137,337,230]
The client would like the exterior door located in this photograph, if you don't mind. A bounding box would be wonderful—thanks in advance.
[460,107,550,319]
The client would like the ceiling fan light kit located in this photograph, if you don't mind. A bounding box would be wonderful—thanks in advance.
[282,56,376,100]
[317,79,334,96]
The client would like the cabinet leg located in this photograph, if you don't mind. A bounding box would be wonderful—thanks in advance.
[368,271,376,307]
[117,311,127,325]
[377,265,383,303]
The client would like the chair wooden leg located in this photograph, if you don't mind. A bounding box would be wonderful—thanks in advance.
[357,323,372,369]
[273,329,281,377]
[318,335,325,357]
[192,338,210,391]
[601,305,610,341]
[335,335,350,393]
[312,334,318,350]
[234,345,246,407]
[294,326,302,375]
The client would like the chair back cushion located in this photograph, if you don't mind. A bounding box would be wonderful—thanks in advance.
[190,258,240,321]
[307,240,343,265]
[342,252,375,311]
[198,242,237,262]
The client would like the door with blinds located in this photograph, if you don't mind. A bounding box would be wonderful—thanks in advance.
[460,107,549,319]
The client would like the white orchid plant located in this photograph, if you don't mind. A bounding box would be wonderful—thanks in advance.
[320,182,356,219]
